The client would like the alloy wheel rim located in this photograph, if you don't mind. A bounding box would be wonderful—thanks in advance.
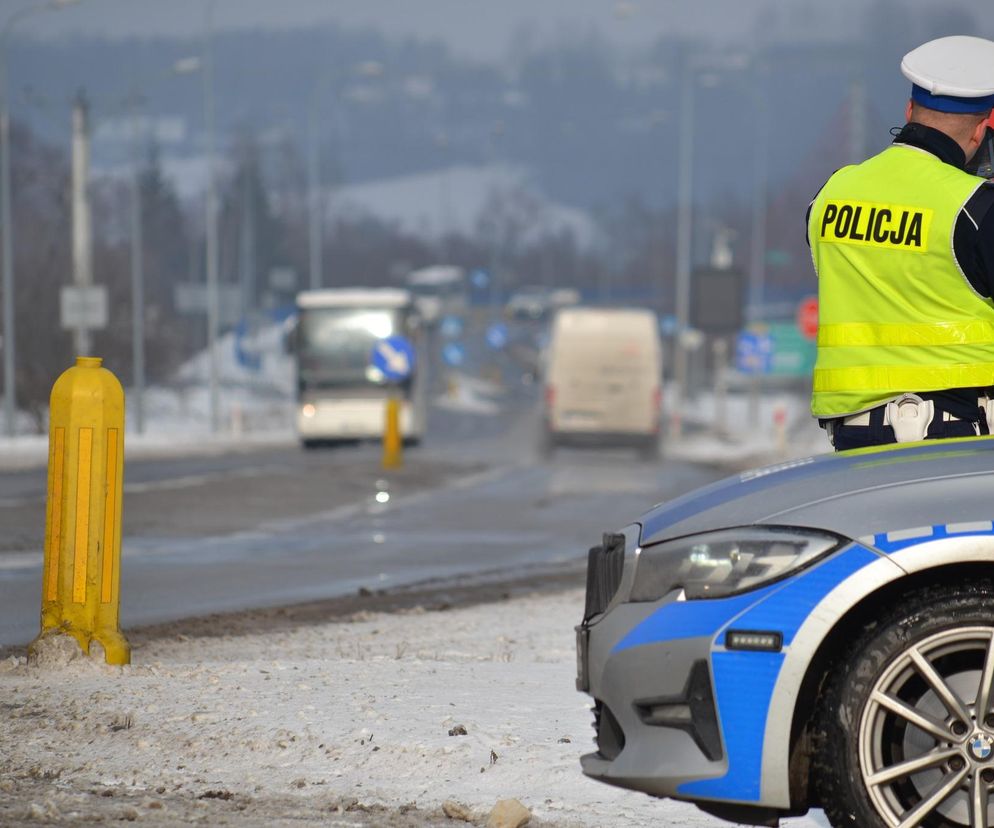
[859,626,994,828]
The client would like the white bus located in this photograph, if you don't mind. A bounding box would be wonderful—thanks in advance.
[405,265,466,325]
[292,288,427,448]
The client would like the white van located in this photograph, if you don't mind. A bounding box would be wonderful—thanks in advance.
[542,307,662,458]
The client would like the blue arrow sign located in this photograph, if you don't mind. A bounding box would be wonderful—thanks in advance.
[371,335,416,381]
[442,342,465,367]
[439,315,464,339]
[470,268,490,290]
[735,330,773,375]
[486,322,509,351]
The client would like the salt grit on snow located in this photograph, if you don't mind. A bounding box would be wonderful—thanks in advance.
[0,590,828,827]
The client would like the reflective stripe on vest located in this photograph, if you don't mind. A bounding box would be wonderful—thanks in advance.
[809,144,994,418]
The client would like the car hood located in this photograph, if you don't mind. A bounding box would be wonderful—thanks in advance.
[640,436,994,546]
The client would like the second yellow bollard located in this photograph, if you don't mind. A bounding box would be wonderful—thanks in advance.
[29,357,130,665]
[382,396,403,470]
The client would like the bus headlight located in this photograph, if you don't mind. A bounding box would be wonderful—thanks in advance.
[630,527,843,601]
[301,403,317,418]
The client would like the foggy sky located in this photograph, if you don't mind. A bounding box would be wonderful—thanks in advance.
[16,0,993,62]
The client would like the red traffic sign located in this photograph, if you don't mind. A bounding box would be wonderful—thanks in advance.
[797,296,819,340]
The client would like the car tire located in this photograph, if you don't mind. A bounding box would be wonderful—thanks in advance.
[639,435,661,462]
[813,582,994,828]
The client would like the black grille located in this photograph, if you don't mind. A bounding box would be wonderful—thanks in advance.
[592,700,626,760]
[583,532,625,621]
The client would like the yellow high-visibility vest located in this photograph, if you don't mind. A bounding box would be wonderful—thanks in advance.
[809,143,994,417]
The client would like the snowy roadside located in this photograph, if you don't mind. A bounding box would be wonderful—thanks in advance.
[0,589,828,827]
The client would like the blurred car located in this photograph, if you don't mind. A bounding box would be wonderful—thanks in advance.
[577,436,994,827]
[542,307,661,458]
[506,286,551,320]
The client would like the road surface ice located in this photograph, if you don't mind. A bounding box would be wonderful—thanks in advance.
[0,589,829,827]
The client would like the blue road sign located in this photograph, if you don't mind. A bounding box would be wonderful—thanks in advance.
[659,314,679,337]
[486,322,509,351]
[442,342,466,367]
[735,330,774,375]
[470,268,490,290]
[439,315,464,339]
[234,318,262,372]
[371,335,416,381]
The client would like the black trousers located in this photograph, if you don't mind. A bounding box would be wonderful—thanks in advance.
[829,398,988,452]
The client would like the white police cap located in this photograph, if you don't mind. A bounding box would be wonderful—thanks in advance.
[901,36,994,113]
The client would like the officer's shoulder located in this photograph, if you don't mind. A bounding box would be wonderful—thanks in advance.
[964,181,994,226]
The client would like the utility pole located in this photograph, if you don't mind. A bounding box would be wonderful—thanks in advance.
[71,91,93,356]
[670,62,695,440]
[849,77,867,165]
[128,99,145,433]
[203,1,220,432]
[1,0,82,436]
[307,108,322,290]
[748,62,769,322]
[239,164,255,318]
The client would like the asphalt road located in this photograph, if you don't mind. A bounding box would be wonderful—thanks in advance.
[0,400,726,646]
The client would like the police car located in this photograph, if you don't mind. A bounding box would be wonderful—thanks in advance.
[577,437,994,827]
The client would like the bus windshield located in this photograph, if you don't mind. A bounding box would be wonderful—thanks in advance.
[297,307,405,388]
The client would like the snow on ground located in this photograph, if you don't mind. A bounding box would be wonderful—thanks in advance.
[328,163,602,249]
[665,384,829,468]
[0,589,828,827]
[433,372,504,415]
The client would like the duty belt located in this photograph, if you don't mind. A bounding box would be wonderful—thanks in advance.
[826,392,992,444]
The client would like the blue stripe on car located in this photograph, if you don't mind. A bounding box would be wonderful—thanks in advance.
[872,522,994,554]
[614,544,878,802]
[677,546,879,801]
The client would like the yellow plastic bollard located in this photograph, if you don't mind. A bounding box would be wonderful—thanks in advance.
[382,396,403,470]
[29,357,130,665]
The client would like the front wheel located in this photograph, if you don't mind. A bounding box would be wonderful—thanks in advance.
[814,584,994,828]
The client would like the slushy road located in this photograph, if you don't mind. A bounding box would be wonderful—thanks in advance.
[0,439,724,646]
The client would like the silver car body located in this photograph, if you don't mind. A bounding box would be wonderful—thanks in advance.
[578,436,994,822]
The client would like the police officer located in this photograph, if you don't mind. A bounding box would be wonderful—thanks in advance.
[808,36,994,451]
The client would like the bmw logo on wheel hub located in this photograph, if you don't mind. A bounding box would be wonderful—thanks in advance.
[969,733,994,761]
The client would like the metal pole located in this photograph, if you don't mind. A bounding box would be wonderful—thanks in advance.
[670,61,695,440]
[128,98,145,433]
[307,107,322,290]
[239,162,255,317]
[0,42,14,436]
[849,77,867,165]
[0,1,81,436]
[70,91,93,356]
[203,1,220,433]
[748,62,769,322]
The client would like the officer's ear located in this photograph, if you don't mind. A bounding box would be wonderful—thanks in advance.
[905,99,914,122]
[967,114,991,160]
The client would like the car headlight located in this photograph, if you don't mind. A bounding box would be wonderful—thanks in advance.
[630,526,843,602]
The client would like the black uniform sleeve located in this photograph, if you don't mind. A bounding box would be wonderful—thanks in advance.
[953,182,994,298]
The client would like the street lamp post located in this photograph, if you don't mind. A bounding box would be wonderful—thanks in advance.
[669,51,750,441]
[0,0,79,437]
[203,0,220,433]
[307,60,384,291]
[124,57,200,435]
[670,63,696,440]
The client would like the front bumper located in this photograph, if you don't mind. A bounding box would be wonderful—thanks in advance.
[578,595,728,798]
[297,398,418,439]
